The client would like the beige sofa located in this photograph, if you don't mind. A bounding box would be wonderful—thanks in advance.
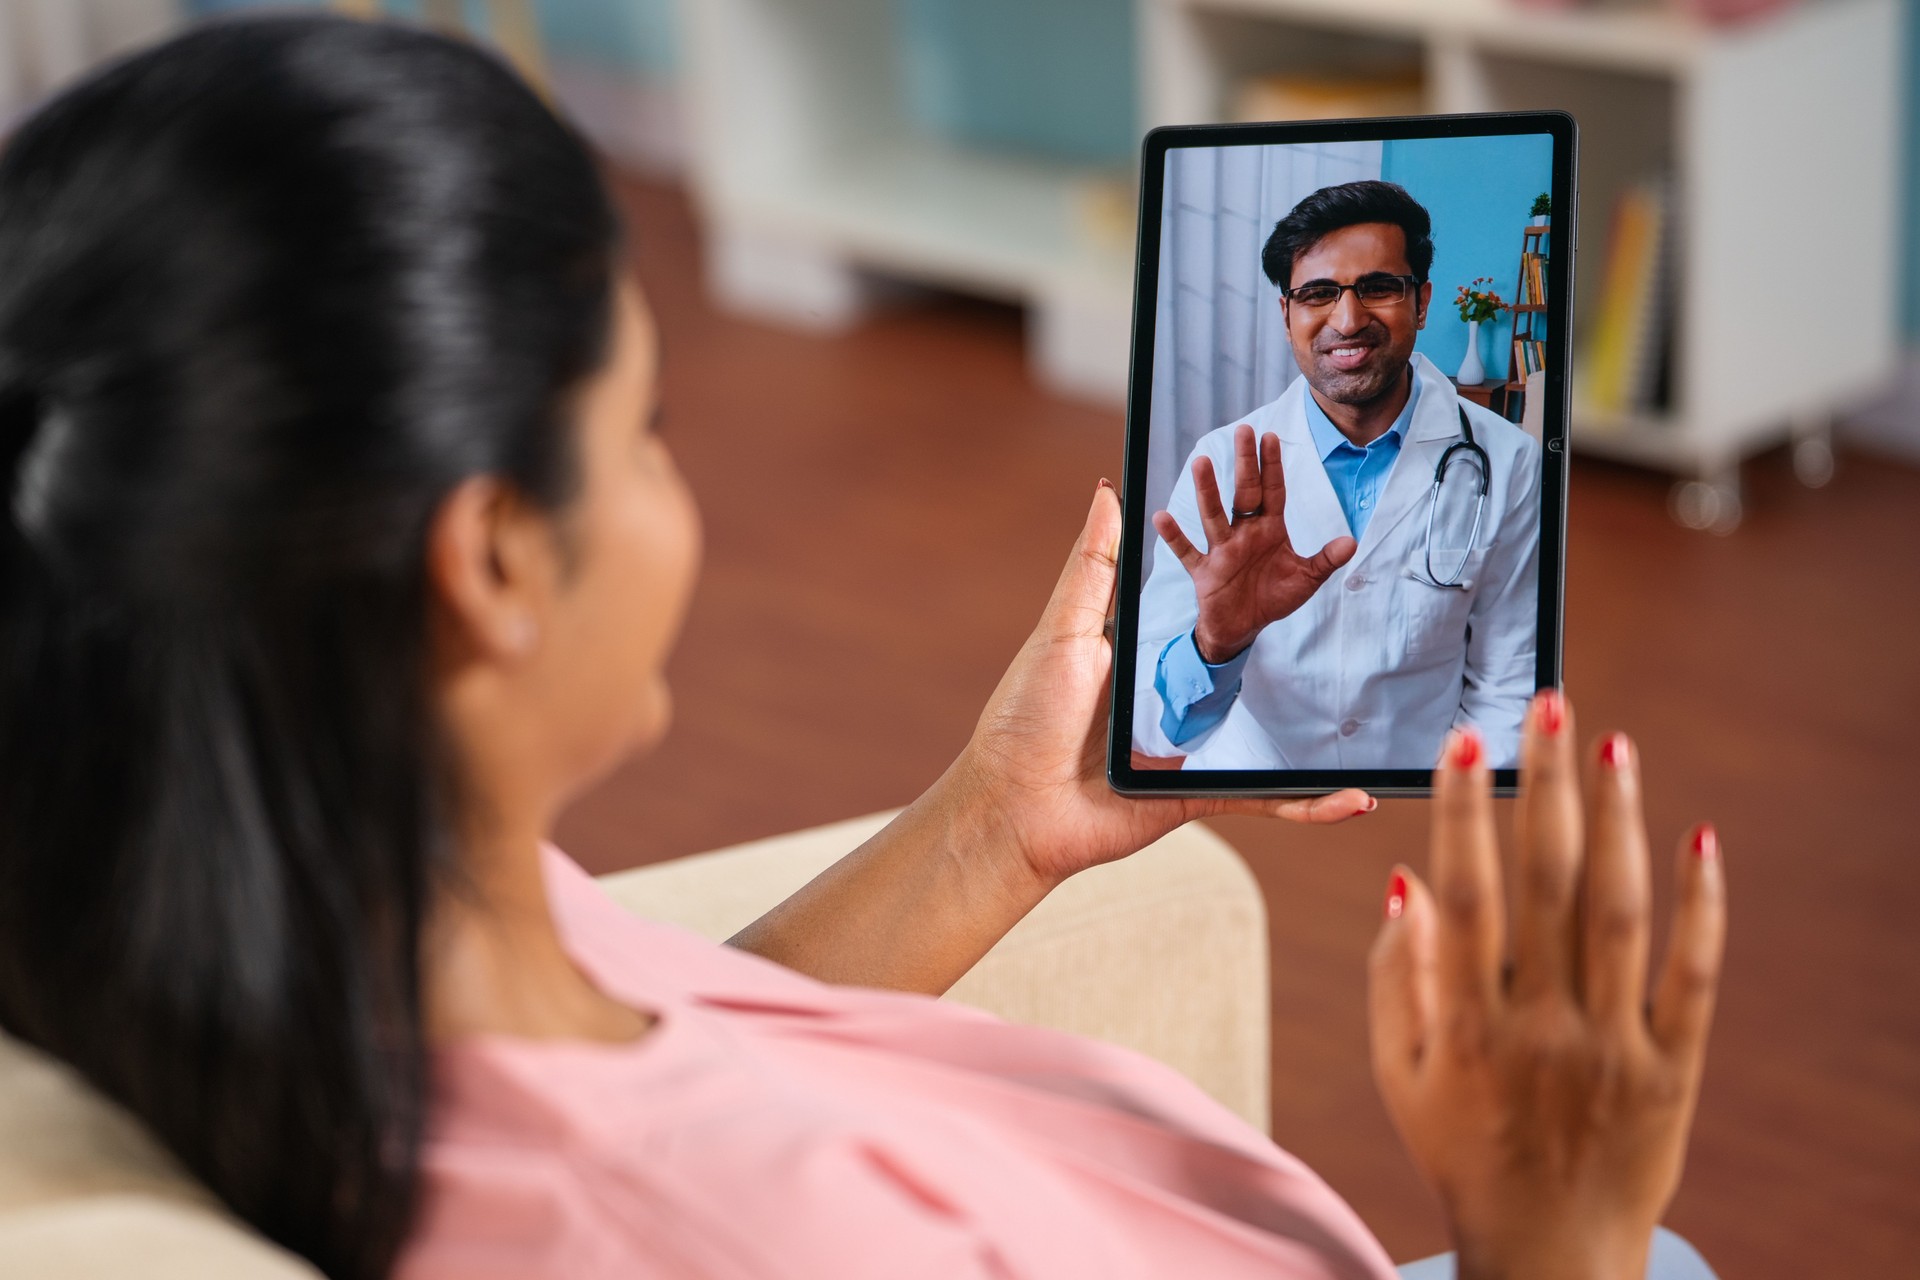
[0,813,1268,1277]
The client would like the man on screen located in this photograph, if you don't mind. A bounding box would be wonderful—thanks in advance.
[1135,180,1541,770]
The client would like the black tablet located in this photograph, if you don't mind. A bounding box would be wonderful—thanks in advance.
[1108,112,1575,798]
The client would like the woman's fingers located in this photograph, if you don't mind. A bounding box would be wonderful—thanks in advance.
[1231,424,1263,518]
[1214,788,1375,824]
[1431,728,1505,1021]
[1651,824,1727,1069]
[1369,866,1438,1091]
[1509,690,1582,1004]
[1582,733,1653,1036]
[1192,455,1231,549]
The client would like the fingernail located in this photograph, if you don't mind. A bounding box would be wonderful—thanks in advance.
[1385,870,1408,920]
[1600,732,1630,769]
[1362,795,1378,814]
[1536,688,1565,735]
[1097,477,1115,492]
[1690,823,1718,861]
[1449,728,1483,770]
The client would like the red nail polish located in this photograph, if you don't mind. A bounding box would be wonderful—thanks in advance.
[1601,733,1629,768]
[1450,729,1482,770]
[1691,823,1718,861]
[1537,689,1565,735]
[1385,870,1407,920]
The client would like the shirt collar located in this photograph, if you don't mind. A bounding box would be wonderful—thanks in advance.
[1302,364,1421,460]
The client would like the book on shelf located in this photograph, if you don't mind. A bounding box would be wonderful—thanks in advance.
[1575,176,1673,422]
[1231,71,1424,123]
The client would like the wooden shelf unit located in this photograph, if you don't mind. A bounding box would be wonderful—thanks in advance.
[1505,222,1550,416]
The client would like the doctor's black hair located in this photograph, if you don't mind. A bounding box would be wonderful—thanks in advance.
[0,15,618,1279]
[1260,180,1435,290]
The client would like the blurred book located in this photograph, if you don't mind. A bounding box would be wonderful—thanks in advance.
[1230,71,1425,123]
[1575,177,1672,420]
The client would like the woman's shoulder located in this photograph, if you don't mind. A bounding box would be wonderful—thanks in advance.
[534,845,830,1010]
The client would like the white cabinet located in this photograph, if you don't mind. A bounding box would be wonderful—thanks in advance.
[675,0,1137,403]
[1142,0,1906,527]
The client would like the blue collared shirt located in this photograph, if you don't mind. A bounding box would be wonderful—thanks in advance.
[1153,374,1420,746]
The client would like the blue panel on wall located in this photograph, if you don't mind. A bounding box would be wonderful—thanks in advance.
[1383,135,1555,384]
[537,0,677,75]
[897,0,1137,165]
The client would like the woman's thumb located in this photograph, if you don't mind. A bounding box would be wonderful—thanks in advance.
[1042,480,1123,641]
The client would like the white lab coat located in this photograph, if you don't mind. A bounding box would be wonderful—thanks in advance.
[1134,354,1542,770]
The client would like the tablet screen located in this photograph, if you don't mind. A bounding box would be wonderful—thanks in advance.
[1109,114,1573,796]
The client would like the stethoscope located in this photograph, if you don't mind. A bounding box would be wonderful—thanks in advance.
[1414,406,1491,589]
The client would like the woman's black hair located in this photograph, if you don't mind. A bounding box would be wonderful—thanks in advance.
[0,15,618,1278]
[1260,179,1434,289]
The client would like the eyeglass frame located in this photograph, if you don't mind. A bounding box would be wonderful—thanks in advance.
[1279,273,1424,310]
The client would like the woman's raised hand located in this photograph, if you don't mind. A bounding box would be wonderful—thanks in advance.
[1368,695,1726,1280]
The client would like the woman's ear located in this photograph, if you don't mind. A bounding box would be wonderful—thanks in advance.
[425,475,556,667]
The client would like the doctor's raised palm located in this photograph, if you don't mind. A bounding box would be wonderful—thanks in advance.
[1153,422,1357,664]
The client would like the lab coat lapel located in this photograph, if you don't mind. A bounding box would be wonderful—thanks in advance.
[1347,356,1461,574]
[1272,379,1352,552]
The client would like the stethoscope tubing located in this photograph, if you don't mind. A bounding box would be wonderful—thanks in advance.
[1419,405,1491,589]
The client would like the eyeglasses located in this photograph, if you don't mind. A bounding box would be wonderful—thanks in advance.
[1281,274,1420,309]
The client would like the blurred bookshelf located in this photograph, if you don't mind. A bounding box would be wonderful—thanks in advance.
[1144,0,1904,530]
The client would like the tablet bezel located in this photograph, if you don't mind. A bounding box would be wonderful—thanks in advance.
[1107,111,1576,798]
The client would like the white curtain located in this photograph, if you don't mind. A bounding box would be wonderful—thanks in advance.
[0,1,176,126]
[1145,140,1383,522]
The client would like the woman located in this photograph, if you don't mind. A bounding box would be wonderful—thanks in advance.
[0,16,1725,1280]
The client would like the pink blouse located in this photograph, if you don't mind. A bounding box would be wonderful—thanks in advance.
[396,847,1400,1280]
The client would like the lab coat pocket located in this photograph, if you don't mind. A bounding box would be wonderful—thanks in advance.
[1398,547,1491,657]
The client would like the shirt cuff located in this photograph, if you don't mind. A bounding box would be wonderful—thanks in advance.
[1154,631,1253,745]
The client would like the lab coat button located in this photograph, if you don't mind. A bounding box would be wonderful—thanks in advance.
[1340,718,1360,737]
[1346,573,1366,591]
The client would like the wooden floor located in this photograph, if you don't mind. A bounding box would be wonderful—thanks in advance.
[556,178,1920,1274]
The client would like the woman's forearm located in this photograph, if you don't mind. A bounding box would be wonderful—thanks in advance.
[725,757,1058,995]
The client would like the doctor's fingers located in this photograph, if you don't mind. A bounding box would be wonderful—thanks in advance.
[1509,690,1583,1004]
[1230,425,1263,517]
[1151,509,1205,575]
[1258,431,1289,514]
[1191,455,1234,549]
[1430,728,1506,1023]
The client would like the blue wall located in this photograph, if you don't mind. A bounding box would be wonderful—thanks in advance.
[1383,134,1555,383]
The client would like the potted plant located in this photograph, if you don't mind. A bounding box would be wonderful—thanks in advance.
[1530,192,1551,226]
[1453,277,1507,385]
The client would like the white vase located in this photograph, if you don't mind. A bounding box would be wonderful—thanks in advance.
[1531,214,1550,226]
[1457,318,1486,385]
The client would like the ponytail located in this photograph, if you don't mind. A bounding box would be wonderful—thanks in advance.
[0,16,616,1278]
